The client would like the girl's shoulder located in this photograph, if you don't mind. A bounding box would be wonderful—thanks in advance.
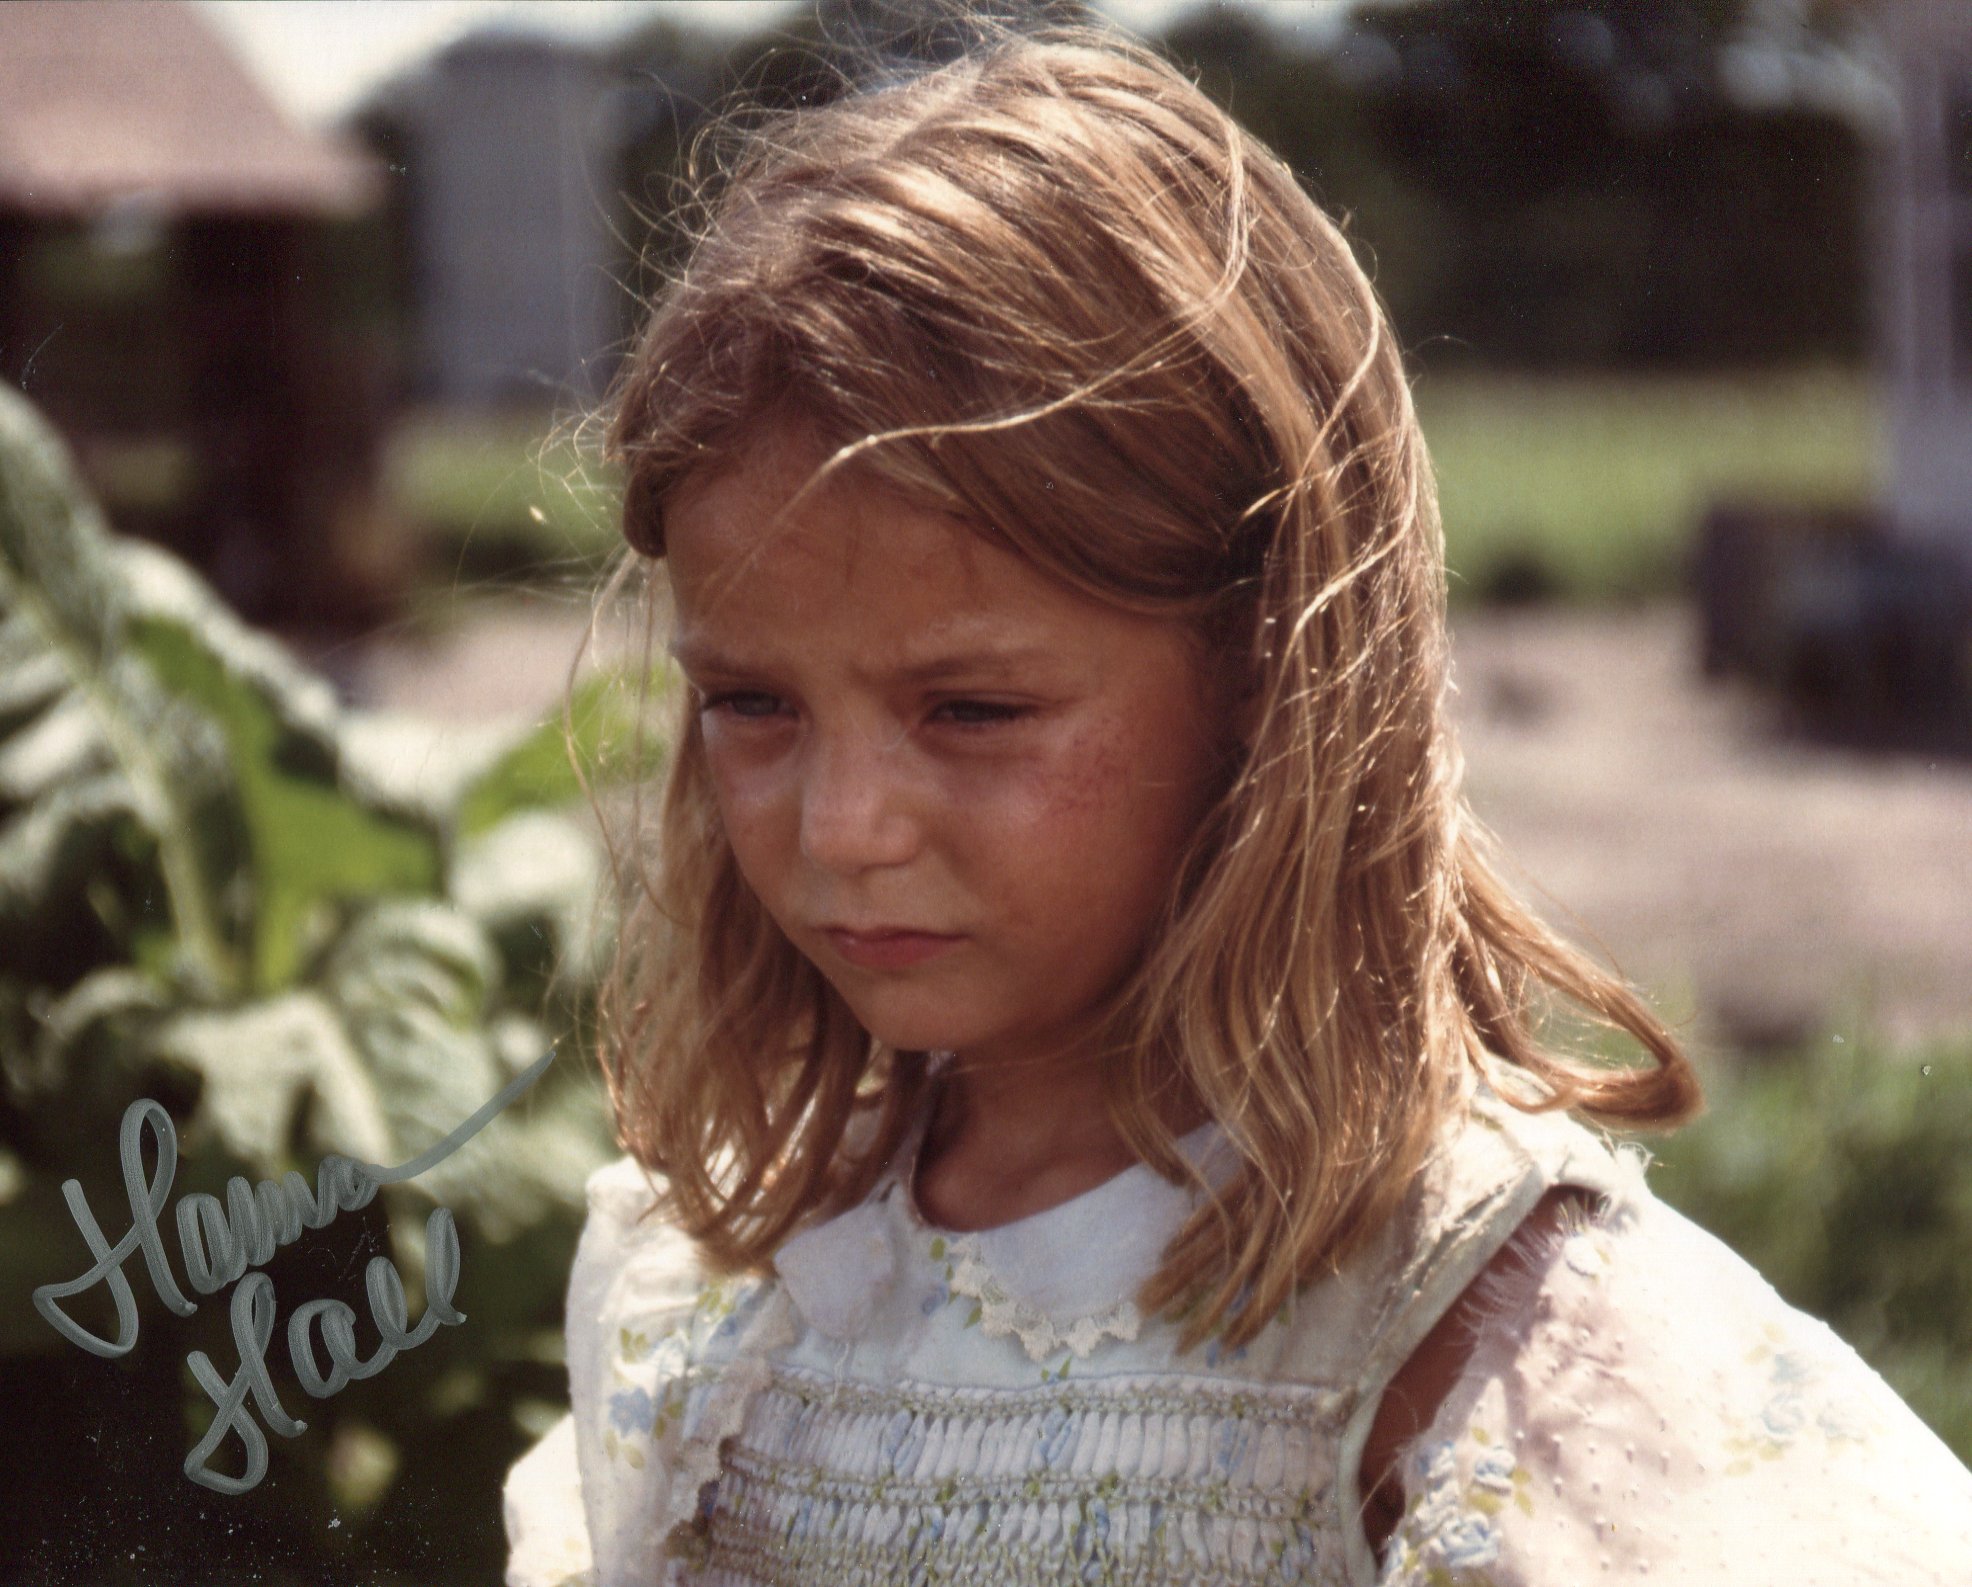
[1377,1114,1972,1584]
[516,1157,780,1587]
[1352,1085,1642,1372]
[573,1156,764,1360]
[1424,1081,1641,1221]
[576,1158,711,1312]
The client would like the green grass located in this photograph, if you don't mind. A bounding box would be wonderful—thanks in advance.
[1417,366,1882,605]
[383,409,625,592]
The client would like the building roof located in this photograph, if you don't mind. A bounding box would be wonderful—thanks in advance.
[0,0,379,218]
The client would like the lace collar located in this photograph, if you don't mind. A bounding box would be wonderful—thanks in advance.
[772,1056,1237,1361]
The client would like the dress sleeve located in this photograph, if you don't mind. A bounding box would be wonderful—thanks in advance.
[1377,1186,1972,1586]
[503,1156,705,1587]
[503,1413,591,1587]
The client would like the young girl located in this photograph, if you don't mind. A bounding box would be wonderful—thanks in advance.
[503,18,1972,1586]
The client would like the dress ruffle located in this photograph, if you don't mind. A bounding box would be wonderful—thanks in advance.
[943,1233,1147,1361]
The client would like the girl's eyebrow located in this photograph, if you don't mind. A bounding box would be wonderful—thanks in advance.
[667,638,1060,685]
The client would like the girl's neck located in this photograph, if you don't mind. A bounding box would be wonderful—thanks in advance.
[909,1052,1207,1233]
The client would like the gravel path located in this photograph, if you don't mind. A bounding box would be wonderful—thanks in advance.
[1451,605,1972,1053]
[344,594,1972,1053]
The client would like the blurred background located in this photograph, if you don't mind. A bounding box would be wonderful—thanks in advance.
[2,0,1969,1582]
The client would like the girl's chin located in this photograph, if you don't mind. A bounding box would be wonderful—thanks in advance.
[857,1018,977,1056]
[836,998,986,1059]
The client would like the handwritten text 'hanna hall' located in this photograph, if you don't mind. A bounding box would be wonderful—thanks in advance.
[31,1048,557,1494]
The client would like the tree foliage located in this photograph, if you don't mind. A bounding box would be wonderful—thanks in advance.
[610,0,1876,372]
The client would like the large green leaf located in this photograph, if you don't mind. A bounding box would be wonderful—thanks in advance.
[337,711,539,832]
[15,963,172,1102]
[315,899,554,1234]
[0,772,141,949]
[126,604,442,994]
[0,387,241,994]
[451,808,613,996]
[143,991,397,1169]
[455,666,670,839]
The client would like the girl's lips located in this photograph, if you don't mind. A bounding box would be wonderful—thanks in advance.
[824,929,962,969]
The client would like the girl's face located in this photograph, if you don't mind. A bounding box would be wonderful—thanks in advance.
[663,424,1239,1078]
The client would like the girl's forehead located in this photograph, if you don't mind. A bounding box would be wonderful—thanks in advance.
[661,423,1210,685]
[662,459,1205,688]
[665,437,1008,606]
[670,519,1061,673]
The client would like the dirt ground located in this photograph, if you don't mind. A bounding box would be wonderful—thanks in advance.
[345,594,1972,1056]
[1446,605,1972,1056]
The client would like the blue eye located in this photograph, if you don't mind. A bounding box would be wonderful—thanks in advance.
[698,690,781,721]
[936,700,1029,728]
[696,693,1028,730]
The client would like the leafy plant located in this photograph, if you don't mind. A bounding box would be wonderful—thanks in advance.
[0,385,662,1582]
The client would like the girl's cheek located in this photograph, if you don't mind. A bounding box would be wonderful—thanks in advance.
[707,769,782,837]
[928,746,1092,829]
[696,747,775,843]
[1032,725,1129,822]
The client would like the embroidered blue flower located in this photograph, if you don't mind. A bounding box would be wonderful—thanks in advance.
[921,1285,949,1316]
[1397,1437,1516,1574]
[1036,1403,1076,1469]
[609,1386,655,1436]
[1472,1447,1517,1494]
[1817,1392,1877,1444]
[1072,1497,1111,1575]
[1760,1393,1809,1442]
[1434,1514,1503,1570]
[1411,1438,1458,1488]
[880,1407,925,1474]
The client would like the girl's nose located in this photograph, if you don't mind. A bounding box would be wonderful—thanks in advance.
[797,723,919,874]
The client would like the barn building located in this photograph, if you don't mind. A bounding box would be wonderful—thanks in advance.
[0,0,392,627]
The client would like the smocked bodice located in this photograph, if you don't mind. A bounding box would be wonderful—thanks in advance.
[508,1080,1645,1587]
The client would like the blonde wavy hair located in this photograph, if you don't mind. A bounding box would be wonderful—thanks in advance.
[589,12,1700,1352]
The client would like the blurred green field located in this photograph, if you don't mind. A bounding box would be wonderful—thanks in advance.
[382,369,1884,607]
[383,408,625,593]
[1417,365,1882,604]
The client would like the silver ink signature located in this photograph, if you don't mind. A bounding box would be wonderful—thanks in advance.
[32,1046,559,1494]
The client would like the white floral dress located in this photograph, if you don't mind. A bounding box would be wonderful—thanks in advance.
[503,1078,1972,1587]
